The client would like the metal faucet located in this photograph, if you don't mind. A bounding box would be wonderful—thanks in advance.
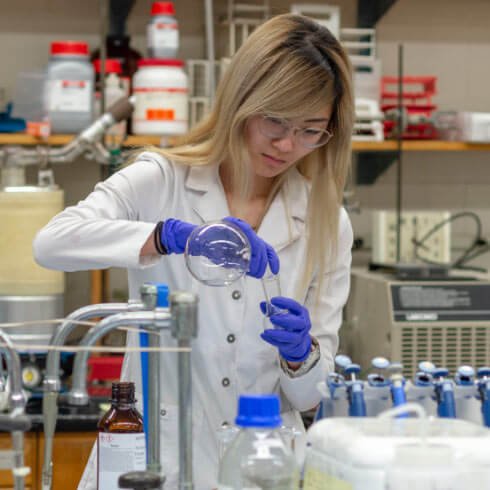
[41,300,144,490]
[0,329,29,490]
[67,287,198,490]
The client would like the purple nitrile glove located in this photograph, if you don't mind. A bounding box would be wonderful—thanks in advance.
[160,219,198,254]
[260,296,312,363]
[222,216,279,279]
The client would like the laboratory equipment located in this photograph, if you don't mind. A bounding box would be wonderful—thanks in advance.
[341,267,490,379]
[147,2,179,59]
[386,443,458,490]
[388,362,407,412]
[97,382,145,489]
[407,362,436,416]
[45,41,95,133]
[334,356,366,417]
[0,181,64,350]
[0,329,30,490]
[118,471,164,490]
[184,220,251,286]
[132,59,188,136]
[217,394,299,490]
[477,367,490,427]
[433,367,456,418]
[453,365,482,425]
[303,414,490,490]
[65,287,198,489]
[41,300,144,490]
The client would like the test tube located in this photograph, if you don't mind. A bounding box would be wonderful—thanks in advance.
[261,269,288,317]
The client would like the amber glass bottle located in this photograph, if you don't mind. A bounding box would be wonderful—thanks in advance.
[98,382,144,432]
[97,382,146,490]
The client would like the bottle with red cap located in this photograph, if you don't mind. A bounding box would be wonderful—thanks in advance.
[93,59,128,136]
[45,40,94,134]
[147,2,179,59]
[132,58,188,136]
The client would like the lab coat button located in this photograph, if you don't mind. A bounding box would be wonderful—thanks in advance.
[222,377,230,387]
[232,290,241,300]
[227,334,236,343]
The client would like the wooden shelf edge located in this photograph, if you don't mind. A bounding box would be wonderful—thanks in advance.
[0,133,171,147]
[1,133,490,152]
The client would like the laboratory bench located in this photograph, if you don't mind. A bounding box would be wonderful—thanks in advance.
[0,427,96,490]
[0,398,105,490]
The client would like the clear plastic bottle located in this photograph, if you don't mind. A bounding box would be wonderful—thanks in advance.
[97,382,146,490]
[217,394,299,490]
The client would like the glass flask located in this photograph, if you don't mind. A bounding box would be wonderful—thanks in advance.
[184,220,251,287]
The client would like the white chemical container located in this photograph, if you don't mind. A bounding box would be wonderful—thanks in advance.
[147,2,179,59]
[93,59,127,136]
[456,112,490,142]
[303,417,490,490]
[46,41,94,134]
[132,59,188,136]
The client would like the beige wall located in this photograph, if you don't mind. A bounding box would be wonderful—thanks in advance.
[1,0,489,312]
[350,0,490,272]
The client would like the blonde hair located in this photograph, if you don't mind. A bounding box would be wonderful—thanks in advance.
[138,13,354,306]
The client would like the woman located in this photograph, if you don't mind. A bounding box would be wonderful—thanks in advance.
[33,13,354,489]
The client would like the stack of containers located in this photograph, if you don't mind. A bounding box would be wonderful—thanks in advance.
[132,2,189,136]
[45,41,94,134]
[303,417,490,489]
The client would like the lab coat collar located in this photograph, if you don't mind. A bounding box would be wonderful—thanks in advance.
[185,164,309,251]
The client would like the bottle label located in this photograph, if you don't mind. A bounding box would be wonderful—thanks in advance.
[48,79,92,113]
[148,23,178,49]
[133,88,188,124]
[97,433,146,490]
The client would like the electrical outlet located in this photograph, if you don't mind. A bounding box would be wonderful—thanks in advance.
[372,210,451,265]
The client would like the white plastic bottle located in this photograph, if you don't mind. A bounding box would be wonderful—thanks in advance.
[45,41,94,134]
[93,59,127,136]
[147,2,179,59]
[132,59,188,136]
[217,394,299,490]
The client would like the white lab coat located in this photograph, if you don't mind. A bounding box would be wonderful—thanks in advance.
[33,152,353,489]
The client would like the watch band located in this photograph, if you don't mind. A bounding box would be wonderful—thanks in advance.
[154,221,168,255]
[280,337,321,378]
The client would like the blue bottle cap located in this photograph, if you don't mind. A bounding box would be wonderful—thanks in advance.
[235,394,282,428]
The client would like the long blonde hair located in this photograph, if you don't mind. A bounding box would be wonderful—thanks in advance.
[140,13,354,304]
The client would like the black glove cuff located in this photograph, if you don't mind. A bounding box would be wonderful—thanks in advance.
[154,221,168,255]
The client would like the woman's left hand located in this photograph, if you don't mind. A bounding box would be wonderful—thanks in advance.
[260,296,312,363]
[223,217,279,279]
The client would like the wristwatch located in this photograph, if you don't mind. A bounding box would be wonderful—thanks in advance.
[280,337,320,378]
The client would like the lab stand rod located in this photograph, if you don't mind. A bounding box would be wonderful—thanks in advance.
[147,330,162,474]
[204,0,216,103]
[396,43,403,263]
[170,292,199,490]
[12,431,26,490]
[178,340,193,490]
